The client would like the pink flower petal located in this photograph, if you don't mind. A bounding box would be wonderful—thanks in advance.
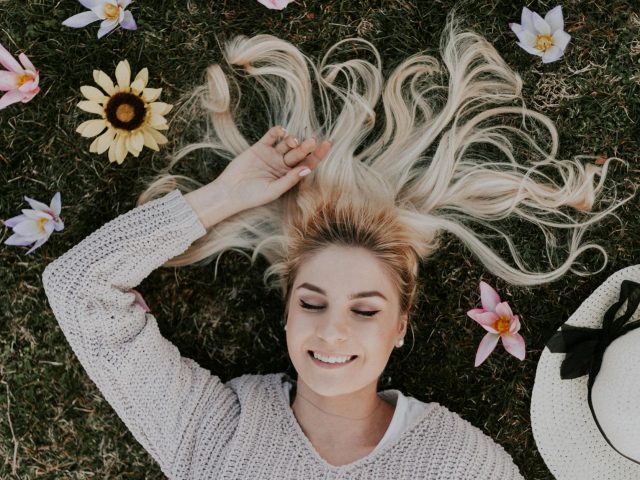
[17,53,35,72]
[0,71,18,91]
[0,43,22,73]
[495,301,514,320]
[475,333,500,367]
[470,311,499,333]
[509,315,521,334]
[256,0,292,9]
[19,87,39,103]
[0,89,23,109]
[466,308,485,320]
[501,333,526,360]
[479,281,501,311]
[131,289,151,312]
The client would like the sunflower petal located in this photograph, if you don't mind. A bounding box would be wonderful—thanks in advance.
[95,128,116,154]
[115,60,131,89]
[108,137,117,163]
[93,69,115,95]
[148,113,167,129]
[80,85,107,103]
[142,128,159,150]
[134,68,148,89]
[89,135,101,153]
[77,100,104,115]
[141,87,161,102]
[129,130,144,154]
[76,119,107,138]
[149,102,173,116]
[115,133,128,163]
[130,78,145,95]
[147,128,168,145]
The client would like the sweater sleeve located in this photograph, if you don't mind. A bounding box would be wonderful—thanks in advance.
[41,188,240,478]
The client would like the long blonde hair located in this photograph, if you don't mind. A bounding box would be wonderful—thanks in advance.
[136,12,635,325]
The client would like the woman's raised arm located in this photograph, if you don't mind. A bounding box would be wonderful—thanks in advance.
[42,126,329,477]
[42,188,240,479]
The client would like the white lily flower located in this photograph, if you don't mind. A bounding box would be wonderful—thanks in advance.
[509,5,571,63]
[62,0,137,39]
[2,192,64,255]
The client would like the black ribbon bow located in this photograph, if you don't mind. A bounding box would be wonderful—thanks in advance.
[545,278,640,464]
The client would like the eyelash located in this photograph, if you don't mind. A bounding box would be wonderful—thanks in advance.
[299,300,379,317]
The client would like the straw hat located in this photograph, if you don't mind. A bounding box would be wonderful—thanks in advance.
[531,265,640,478]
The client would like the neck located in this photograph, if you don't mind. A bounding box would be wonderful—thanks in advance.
[289,378,395,448]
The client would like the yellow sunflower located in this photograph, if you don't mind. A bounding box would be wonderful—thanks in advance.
[75,59,173,164]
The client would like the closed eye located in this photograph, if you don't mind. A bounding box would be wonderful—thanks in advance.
[299,300,379,317]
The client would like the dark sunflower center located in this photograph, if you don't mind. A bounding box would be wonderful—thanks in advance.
[105,92,146,131]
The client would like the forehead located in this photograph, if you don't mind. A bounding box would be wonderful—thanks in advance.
[295,246,395,296]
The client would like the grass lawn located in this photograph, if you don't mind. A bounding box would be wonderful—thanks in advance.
[1,0,639,478]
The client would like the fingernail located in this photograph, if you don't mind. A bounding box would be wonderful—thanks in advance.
[299,168,311,177]
[292,137,299,146]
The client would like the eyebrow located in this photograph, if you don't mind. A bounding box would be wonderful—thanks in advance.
[296,282,388,301]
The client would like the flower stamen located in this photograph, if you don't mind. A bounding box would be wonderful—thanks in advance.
[104,3,120,21]
[16,73,33,87]
[535,34,554,51]
[104,92,146,131]
[494,316,511,335]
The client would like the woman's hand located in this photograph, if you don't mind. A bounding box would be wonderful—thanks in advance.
[216,125,331,213]
[185,125,331,229]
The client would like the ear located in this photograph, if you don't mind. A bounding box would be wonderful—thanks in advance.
[398,312,408,336]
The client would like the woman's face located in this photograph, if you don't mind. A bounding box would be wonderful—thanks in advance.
[285,245,408,397]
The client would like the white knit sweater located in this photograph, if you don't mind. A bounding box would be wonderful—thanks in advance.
[42,188,524,479]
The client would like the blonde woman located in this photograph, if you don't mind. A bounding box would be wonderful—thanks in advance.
[42,12,633,479]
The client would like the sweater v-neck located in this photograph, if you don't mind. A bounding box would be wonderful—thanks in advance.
[274,373,438,471]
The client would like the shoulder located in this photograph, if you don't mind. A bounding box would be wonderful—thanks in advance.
[416,402,524,479]
[225,372,284,401]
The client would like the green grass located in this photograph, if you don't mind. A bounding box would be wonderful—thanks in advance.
[1,0,639,478]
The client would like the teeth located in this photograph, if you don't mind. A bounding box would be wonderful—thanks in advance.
[313,351,352,363]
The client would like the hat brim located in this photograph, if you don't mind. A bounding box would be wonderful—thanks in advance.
[531,265,640,479]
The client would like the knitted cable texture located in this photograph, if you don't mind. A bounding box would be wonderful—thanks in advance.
[42,188,524,479]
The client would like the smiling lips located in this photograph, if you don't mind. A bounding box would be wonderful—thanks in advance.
[308,351,358,368]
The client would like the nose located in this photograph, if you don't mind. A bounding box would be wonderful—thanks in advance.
[315,313,349,344]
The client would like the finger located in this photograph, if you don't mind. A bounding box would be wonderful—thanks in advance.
[268,165,314,200]
[302,140,331,169]
[274,135,299,156]
[283,137,318,166]
[258,125,287,147]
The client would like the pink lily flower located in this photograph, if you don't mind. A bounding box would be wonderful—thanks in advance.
[131,289,151,312]
[257,0,293,10]
[0,42,40,110]
[2,192,63,255]
[467,281,526,367]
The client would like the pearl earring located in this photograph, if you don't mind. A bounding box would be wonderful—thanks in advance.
[396,338,404,348]
[284,324,287,331]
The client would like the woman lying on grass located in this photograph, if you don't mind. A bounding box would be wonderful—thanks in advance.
[42,11,632,479]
